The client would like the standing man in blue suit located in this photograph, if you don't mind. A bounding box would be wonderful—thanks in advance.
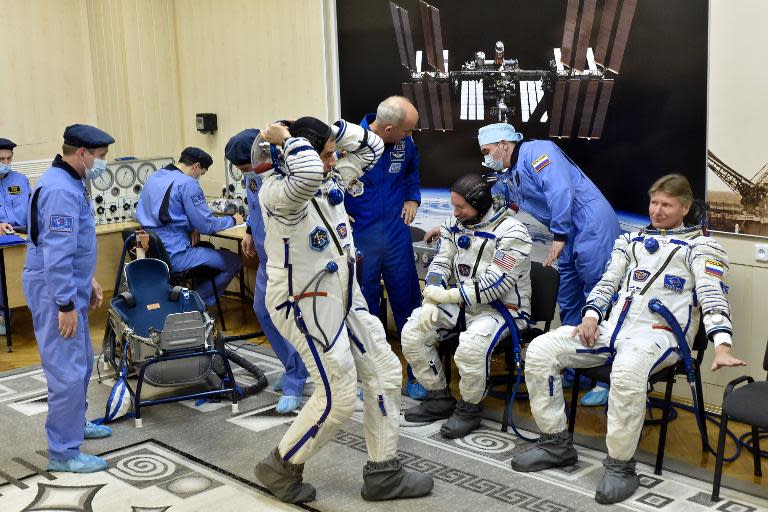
[226,129,309,413]
[23,124,115,473]
[478,123,620,404]
[136,147,243,307]
[0,138,31,335]
[345,96,425,399]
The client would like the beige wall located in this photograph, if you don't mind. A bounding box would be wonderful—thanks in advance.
[0,0,97,162]
[173,0,330,194]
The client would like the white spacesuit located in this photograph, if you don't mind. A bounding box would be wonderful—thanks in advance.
[514,223,733,502]
[254,118,432,503]
[401,174,532,438]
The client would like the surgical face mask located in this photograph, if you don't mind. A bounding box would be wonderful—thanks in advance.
[0,163,11,176]
[481,143,506,172]
[85,157,108,180]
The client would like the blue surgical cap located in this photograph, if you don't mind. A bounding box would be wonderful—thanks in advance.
[477,123,523,146]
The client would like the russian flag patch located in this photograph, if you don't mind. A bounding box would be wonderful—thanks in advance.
[532,154,551,172]
[704,259,724,278]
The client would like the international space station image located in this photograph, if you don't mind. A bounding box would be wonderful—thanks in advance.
[389,0,637,139]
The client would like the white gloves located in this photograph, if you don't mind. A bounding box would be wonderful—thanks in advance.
[423,286,462,305]
[419,299,440,331]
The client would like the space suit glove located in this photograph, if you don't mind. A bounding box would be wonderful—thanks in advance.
[423,286,462,305]
[419,299,440,331]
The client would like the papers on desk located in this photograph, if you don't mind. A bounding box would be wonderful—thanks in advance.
[220,223,247,230]
[0,234,25,247]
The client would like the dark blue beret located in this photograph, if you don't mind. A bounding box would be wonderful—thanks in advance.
[225,128,260,166]
[180,147,213,169]
[63,124,115,149]
[0,138,16,150]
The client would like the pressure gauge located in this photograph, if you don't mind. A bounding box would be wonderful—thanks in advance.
[137,162,157,184]
[91,168,114,191]
[115,165,136,188]
[228,162,242,181]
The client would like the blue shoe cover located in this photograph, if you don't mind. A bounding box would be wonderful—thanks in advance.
[406,380,428,400]
[272,373,286,392]
[276,395,302,413]
[48,453,108,473]
[84,421,112,439]
[580,386,609,407]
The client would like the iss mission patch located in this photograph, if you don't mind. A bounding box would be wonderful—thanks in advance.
[49,215,74,232]
[309,227,330,252]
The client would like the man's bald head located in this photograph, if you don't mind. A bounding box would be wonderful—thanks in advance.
[371,96,419,144]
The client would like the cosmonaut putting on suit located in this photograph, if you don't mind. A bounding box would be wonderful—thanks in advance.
[252,117,433,504]
[401,173,532,439]
[511,174,746,505]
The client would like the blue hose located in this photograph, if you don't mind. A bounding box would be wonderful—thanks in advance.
[491,301,538,442]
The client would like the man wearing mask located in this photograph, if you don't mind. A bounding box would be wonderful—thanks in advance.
[136,147,243,307]
[0,138,30,335]
[226,129,309,413]
[344,97,425,399]
[23,124,114,473]
[478,123,619,405]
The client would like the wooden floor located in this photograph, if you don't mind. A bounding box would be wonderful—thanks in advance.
[1,296,765,493]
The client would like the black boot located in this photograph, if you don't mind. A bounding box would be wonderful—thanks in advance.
[254,448,316,503]
[402,388,456,424]
[510,430,578,472]
[361,458,434,501]
[440,400,483,439]
[595,456,640,504]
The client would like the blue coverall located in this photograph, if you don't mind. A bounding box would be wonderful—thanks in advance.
[22,156,97,461]
[245,174,308,396]
[136,165,241,306]
[0,169,30,313]
[492,139,620,326]
[343,113,422,334]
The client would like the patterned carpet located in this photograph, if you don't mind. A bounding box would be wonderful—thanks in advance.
[0,347,765,512]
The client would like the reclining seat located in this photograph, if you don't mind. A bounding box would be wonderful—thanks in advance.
[110,257,215,387]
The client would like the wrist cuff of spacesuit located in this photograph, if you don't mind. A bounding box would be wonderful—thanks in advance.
[581,305,603,323]
[58,301,75,312]
[711,331,733,347]
[553,233,567,242]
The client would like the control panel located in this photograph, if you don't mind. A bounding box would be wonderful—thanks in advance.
[412,241,437,281]
[223,159,249,215]
[90,157,173,224]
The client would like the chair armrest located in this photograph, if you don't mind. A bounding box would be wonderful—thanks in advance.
[723,375,755,398]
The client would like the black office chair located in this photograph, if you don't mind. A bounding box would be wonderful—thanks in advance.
[139,231,228,331]
[439,261,560,432]
[566,318,709,475]
[712,339,768,501]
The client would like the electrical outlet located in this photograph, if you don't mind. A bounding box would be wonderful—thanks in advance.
[756,244,768,262]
